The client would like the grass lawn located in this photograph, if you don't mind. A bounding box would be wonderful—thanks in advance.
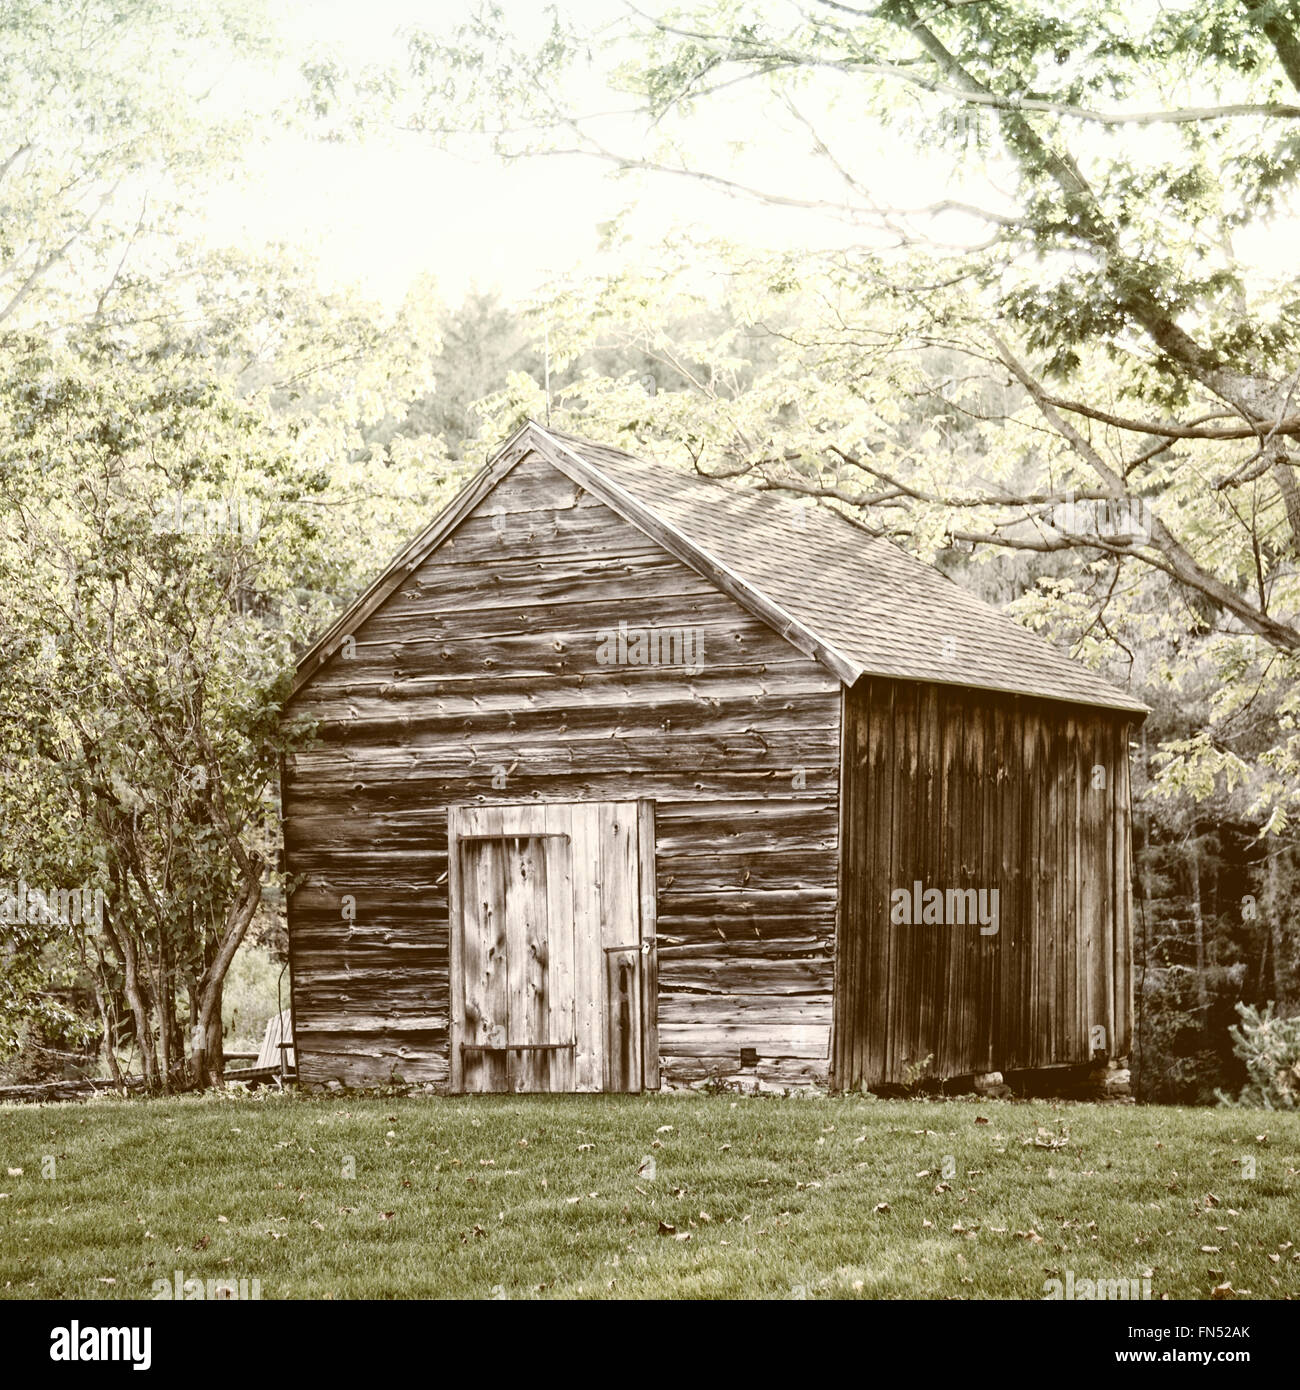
[1,1091,1297,1300]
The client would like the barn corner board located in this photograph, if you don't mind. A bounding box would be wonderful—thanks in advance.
[280,420,1147,1093]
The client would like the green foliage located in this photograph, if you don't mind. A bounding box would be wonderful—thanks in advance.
[400,1,1300,836]
[0,0,461,1072]
[0,0,278,331]
[220,943,285,1054]
[1218,1002,1300,1109]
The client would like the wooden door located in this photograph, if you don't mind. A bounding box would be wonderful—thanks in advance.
[449,801,657,1093]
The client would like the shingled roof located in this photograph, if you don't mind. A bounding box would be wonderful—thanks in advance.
[290,420,1147,715]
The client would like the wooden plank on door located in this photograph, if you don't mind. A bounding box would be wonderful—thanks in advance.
[459,838,486,1091]
[503,836,534,1091]
[571,804,603,1091]
[638,800,659,1089]
[522,835,552,1092]
[604,948,641,1091]
[470,811,509,1092]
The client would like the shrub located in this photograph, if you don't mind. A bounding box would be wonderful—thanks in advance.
[1215,1002,1300,1110]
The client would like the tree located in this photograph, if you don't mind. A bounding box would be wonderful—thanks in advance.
[0,1,459,1084]
[0,330,322,1086]
[396,1,1300,832]
[0,0,276,332]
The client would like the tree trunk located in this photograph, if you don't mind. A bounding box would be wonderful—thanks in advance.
[194,858,263,1088]
[105,906,158,1088]
[158,931,172,1094]
[1189,832,1209,1017]
[91,960,125,1095]
[205,1001,224,1086]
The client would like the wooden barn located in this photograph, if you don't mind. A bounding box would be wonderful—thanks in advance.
[281,421,1147,1094]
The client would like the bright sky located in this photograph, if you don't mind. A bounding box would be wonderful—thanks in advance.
[201,2,606,303]
[202,0,965,308]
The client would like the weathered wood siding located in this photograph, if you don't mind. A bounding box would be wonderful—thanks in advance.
[834,677,1135,1089]
[283,450,842,1089]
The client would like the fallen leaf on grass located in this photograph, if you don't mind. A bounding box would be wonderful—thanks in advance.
[658,1221,676,1235]
[874,1202,891,1214]
[192,1235,210,1251]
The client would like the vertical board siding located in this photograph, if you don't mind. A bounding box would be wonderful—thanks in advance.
[836,677,1134,1090]
[283,452,841,1089]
